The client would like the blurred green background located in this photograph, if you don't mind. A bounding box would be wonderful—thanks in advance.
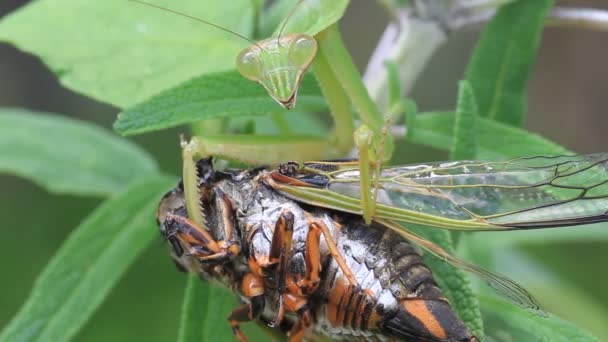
[1,0,608,341]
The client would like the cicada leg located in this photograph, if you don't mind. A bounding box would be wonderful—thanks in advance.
[198,187,242,261]
[164,185,242,261]
[284,293,312,342]
[299,222,322,293]
[267,210,295,327]
[163,213,221,258]
[307,218,371,295]
[164,213,242,262]
[228,273,266,342]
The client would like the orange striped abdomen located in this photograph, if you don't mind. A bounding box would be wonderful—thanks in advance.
[313,216,474,341]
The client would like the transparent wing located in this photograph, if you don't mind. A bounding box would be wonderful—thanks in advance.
[268,154,608,230]
[376,219,546,316]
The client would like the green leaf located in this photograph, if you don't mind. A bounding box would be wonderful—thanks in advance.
[177,275,207,342]
[273,0,349,36]
[0,108,158,196]
[385,61,401,107]
[0,0,255,108]
[407,111,570,160]
[182,282,269,342]
[203,286,242,341]
[202,288,234,341]
[114,70,326,136]
[480,295,599,341]
[259,0,299,38]
[0,176,176,342]
[465,0,554,126]
[528,265,608,340]
[478,249,608,340]
[450,81,478,161]
[410,225,484,339]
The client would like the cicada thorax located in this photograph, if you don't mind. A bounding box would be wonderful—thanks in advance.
[156,161,475,342]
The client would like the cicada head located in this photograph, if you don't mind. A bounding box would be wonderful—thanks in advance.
[156,159,246,283]
[156,185,200,273]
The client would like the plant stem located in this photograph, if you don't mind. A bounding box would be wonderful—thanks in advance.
[450,6,608,32]
[363,11,446,111]
[546,7,608,31]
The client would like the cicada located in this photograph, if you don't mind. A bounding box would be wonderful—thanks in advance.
[157,153,608,341]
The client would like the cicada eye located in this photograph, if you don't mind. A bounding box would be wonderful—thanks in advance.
[236,47,263,81]
[167,236,184,257]
[288,34,317,70]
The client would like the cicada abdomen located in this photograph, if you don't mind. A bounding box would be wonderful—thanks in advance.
[311,215,474,341]
[156,160,476,341]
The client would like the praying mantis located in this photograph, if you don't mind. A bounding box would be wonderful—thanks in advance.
[130,0,396,225]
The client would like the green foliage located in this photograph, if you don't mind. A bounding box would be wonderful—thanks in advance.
[178,278,268,342]
[115,71,326,135]
[261,0,348,38]
[0,109,157,196]
[0,0,603,341]
[259,0,300,37]
[408,111,569,159]
[480,295,599,341]
[450,81,478,160]
[273,0,349,36]
[0,176,175,342]
[465,0,554,126]
[177,275,207,342]
[179,274,270,341]
[0,0,255,108]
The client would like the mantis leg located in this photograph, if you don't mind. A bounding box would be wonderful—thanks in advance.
[180,133,333,229]
[353,125,375,225]
[353,118,393,225]
[315,25,397,225]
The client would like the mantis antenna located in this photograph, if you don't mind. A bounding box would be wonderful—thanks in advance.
[129,0,317,109]
[127,0,263,49]
[277,0,307,42]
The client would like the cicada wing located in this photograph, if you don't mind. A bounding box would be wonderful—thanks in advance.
[278,154,608,230]
[376,219,547,316]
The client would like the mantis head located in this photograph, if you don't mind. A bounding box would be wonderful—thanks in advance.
[236,34,317,109]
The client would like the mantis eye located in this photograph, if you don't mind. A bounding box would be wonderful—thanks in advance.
[288,34,317,70]
[236,47,263,81]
